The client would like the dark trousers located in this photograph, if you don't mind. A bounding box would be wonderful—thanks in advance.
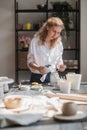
[30,72,51,83]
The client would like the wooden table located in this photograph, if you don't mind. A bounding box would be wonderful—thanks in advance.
[1,83,87,130]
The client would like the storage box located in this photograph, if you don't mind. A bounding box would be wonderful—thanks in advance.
[18,52,28,69]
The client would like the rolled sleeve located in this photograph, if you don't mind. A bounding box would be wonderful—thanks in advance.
[27,39,35,65]
[56,41,64,65]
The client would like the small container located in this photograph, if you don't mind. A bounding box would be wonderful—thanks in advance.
[3,84,9,93]
[62,102,78,116]
[59,79,71,94]
[50,71,59,87]
[18,24,23,30]
[0,83,4,98]
[66,73,82,90]
[33,23,39,30]
[25,23,32,30]
[37,4,47,10]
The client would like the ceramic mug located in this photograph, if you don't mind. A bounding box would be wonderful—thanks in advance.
[62,102,78,116]
[59,79,71,94]
[25,23,32,30]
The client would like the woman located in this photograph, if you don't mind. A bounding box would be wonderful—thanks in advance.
[27,17,66,83]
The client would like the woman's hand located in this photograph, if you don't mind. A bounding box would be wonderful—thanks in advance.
[38,66,47,74]
[29,62,48,74]
[57,64,66,72]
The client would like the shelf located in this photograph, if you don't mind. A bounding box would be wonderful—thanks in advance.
[16,68,29,71]
[66,68,78,70]
[48,9,79,12]
[16,9,79,13]
[16,68,78,72]
[66,29,80,31]
[16,28,79,32]
[16,29,38,32]
[64,48,79,51]
[16,68,79,72]
[16,9,48,13]
[16,48,28,51]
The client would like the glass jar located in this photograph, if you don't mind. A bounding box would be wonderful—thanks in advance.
[50,71,59,88]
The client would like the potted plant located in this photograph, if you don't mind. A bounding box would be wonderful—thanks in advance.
[51,1,73,30]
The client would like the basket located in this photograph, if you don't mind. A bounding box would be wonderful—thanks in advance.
[18,52,28,69]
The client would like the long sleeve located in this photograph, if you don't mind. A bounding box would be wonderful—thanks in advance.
[27,39,35,65]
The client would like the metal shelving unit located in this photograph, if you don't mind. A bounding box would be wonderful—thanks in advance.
[14,0,80,82]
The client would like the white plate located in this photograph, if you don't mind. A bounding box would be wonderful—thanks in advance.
[54,111,86,121]
[0,77,14,84]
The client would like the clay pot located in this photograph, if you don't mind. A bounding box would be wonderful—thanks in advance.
[62,102,78,116]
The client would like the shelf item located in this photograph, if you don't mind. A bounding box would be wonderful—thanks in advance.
[18,52,28,70]
[15,0,80,82]
[18,35,31,49]
[0,77,14,93]
[64,60,78,70]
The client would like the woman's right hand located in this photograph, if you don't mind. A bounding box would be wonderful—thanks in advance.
[38,66,47,74]
[29,62,48,74]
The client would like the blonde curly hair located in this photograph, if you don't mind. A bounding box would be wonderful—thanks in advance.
[34,17,64,48]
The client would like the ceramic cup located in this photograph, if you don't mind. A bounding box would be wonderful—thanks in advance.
[59,79,71,94]
[0,83,4,98]
[66,73,82,90]
[62,102,78,116]
[3,84,9,93]
[25,23,32,30]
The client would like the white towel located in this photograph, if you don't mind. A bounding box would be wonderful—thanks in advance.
[40,74,47,82]
[0,113,43,128]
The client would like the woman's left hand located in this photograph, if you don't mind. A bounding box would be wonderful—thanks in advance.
[57,64,66,72]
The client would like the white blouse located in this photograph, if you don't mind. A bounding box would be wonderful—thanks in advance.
[27,37,63,74]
